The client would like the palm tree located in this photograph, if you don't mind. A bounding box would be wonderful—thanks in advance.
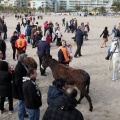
[45,6,52,13]
[83,8,88,13]
[74,5,81,15]
[92,7,97,13]
[38,6,43,12]
[59,6,65,12]
[98,6,106,15]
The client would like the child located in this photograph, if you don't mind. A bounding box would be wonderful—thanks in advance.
[67,44,73,62]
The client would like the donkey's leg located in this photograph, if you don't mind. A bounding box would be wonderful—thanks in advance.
[77,92,84,104]
[84,92,93,112]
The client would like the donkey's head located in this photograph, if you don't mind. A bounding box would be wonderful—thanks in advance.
[42,54,52,69]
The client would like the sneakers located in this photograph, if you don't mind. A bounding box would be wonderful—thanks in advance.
[9,109,16,114]
[0,110,4,114]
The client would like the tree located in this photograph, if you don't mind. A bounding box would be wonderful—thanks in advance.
[59,6,65,12]
[98,6,106,14]
[92,7,97,13]
[38,6,43,12]
[83,8,88,13]
[112,2,120,13]
[74,5,81,14]
[45,6,52,13]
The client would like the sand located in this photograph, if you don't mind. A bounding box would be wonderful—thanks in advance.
[1,14,120,120]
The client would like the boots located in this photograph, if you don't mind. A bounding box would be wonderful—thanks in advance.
[105,54,111,60]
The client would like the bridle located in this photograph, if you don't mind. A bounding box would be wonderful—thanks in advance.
[112,38,120,53]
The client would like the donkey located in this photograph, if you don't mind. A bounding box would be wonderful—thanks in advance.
[42,55,93,111]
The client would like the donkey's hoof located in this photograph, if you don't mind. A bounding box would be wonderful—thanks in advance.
[89,108,93,112]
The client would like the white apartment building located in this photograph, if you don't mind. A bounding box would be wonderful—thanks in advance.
[30,0,58,12]
[58,0,120,10]
[0,0,119,11]
[0,0,28,7]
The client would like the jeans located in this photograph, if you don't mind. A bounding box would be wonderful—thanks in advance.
[26,108,40,120]
[26,36,30,43]
[18,100,26,120]
[108,44,112,55]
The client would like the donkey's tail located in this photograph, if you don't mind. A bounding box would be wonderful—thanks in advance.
[86,74,90,94]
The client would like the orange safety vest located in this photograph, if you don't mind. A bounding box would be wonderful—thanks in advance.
[15,38,27,50]
[59,47,70,62]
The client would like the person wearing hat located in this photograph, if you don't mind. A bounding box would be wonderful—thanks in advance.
[15,34,27,58]
[37,36,50,76]
[10,31,18,60]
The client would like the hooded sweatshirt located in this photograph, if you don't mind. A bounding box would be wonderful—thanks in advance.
[47,86,64,105]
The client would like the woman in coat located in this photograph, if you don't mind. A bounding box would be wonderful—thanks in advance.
[0,61,14,114]
[100,27,109,48]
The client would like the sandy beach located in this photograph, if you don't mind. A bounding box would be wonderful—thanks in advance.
[1,15,120,120]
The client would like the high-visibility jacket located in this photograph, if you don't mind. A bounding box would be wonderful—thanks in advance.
[59,47,70,62]
[15,38,27,50]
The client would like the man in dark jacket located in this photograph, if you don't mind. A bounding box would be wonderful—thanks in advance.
[38,36,50,76]
[74,27,86,58]
[10,31,18,60]
[16,22,21,36]
[26,24,32,43]
[47,78,66,105]
[23,68,42,120]
[0,34,6,60]
[13,53,28,120]
[43,86,84,120]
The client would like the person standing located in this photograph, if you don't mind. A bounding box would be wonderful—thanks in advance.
[10,31,18,60]
[15,34,27,57]
[3,22,7,40]
[16,22,21,36]
[55,27,62,46]
[13,53,28,120]
[100,27,109,48]
[84,22,90,40]
[47,78,66,105]
[74,27,86,58]
[37,36,50,76]
[0,34,6,60]
[26,24,32,44]
[62,18,65,26]
[23,68,42,120]
[42,86,84,120]
[0,61,14,114]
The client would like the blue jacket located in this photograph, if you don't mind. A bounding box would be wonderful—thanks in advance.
[47,86,64,105]
[26,26,32,36]
[38,41,50,58]
[35,34,42,42]
[75,29,85,45]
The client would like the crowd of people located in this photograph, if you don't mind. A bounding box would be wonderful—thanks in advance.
[0,15,88,120]
[1,14,120,120]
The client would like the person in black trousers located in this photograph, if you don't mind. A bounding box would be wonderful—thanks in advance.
[0,61,14,114]
[3,22,7,40]
[10,31,18,60]
[74,27,86,58]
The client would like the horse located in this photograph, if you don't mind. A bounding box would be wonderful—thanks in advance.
[42,55,93,111]
[110,37,120,80]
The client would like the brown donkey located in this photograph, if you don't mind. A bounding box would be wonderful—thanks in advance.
[42,55,93,111]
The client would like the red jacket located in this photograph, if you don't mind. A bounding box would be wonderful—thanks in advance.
[46,35,51,44]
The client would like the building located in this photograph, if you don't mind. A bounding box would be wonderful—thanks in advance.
[30,0,58,12]
[58,0,120,11]
[0,0,28,7]
[0,0,119,11]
